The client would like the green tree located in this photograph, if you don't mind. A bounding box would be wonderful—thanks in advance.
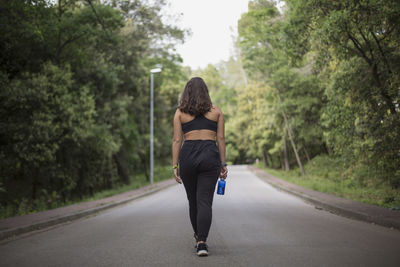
[285,0,400,186]
[0,0,187,217]
[236,0,325,172]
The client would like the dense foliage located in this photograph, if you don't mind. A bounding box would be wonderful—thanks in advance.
[208,0,399,191]
[0,0,188,217]
[1,0,399,216]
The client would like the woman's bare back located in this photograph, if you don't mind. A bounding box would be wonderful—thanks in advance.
[179,105,220,140]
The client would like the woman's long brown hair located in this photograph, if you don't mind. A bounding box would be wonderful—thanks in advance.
[178,77,212,116]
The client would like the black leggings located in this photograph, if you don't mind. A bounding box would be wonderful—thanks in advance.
[179,140,221,242]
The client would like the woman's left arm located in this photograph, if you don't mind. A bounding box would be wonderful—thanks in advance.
[172,109,183,183]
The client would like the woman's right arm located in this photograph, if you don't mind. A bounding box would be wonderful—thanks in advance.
[172,109,183,183]
[216,106,228,178]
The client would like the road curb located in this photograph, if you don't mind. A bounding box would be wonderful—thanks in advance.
[0,179,176,241]
[248,165,400,231]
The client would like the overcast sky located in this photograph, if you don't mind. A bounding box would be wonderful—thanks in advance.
[164,0,250,70]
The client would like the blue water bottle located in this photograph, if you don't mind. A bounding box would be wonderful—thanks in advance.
[217,178,226,195]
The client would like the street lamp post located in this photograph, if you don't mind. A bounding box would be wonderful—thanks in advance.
[150,67,162,184]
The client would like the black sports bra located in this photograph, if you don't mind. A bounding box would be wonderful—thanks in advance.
[181,114,218,134]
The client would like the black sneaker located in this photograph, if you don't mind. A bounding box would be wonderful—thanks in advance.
[196,242,208,257]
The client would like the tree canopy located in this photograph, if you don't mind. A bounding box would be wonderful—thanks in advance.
[1,0,399,217]
[0,0,188,217]
[210,0,400,189]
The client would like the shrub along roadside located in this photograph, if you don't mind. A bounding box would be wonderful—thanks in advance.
[255,155,400,209]
[0,166,173,219]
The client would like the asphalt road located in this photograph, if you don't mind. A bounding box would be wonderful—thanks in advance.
[1,165,400,267]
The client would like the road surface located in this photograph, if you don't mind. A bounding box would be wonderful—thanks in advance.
[1,165,400,266]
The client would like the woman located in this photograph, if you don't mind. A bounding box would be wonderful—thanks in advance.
[172,77,228,257]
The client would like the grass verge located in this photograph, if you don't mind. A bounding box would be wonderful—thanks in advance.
[254,155,400,209]
[69,165,173,204]
[0,165,173,219]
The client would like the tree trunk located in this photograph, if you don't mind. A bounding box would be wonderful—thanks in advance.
[262,149,268,167]
[281,109,306,175]
[113,152,130,185]
[266,152,272,168]
[303,146,311,163]
[371,64,396,114]
[275,88,305,175]
[31,169,37,201]
[283,131,290,171]
[324,142,333,156]
[104,159,113,189]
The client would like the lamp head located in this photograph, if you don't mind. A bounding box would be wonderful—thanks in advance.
[150,64,162,73]
[150,68,162,73]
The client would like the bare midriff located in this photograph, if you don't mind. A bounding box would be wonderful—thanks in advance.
[184,129,216,141]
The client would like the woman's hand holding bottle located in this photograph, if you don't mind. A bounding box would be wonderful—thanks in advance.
[220,166,228,178]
